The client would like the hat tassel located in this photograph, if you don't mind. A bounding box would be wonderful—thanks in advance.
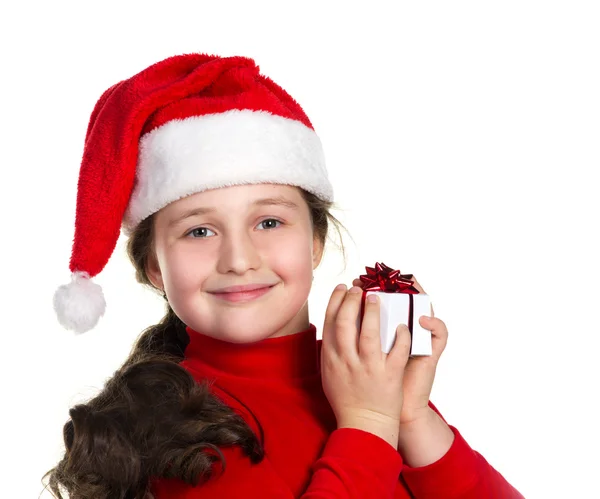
[53,271,106,334]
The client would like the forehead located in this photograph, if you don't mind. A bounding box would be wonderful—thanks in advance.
[159,183,306,219]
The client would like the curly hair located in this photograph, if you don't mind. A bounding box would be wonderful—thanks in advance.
[42,188,346,499]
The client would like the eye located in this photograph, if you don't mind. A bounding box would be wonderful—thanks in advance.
[257,218,282,230]
[186,227,216,238]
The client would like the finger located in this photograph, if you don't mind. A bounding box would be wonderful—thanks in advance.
[333,286,364,360]
[352,278,364,288]
[418,315,448,357]
[358,293,383,362]
[386,323,412,368]
[322,284,348,351]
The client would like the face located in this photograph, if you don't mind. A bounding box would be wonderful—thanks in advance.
[147,184,324,343]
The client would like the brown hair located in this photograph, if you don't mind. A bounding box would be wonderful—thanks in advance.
[42,188,346,499]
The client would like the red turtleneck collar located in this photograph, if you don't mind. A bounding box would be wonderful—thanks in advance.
[183,323,320,379]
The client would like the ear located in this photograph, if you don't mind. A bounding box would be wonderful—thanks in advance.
[146,250,165,291]
[312,236,324,270]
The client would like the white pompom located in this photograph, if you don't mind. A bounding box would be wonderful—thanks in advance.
[53,271,106,334]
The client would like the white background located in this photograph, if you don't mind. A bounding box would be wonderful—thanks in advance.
[1,1,598,497]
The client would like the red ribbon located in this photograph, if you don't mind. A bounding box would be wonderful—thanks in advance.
[359,262,419,294]
[358,262,420,340]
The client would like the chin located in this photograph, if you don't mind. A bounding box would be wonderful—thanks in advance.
[178,290,309,341]
[183,316,278,342]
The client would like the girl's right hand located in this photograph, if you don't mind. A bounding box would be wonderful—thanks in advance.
[320,284,413,449]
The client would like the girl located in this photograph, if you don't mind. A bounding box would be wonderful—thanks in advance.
[44,53,524,498]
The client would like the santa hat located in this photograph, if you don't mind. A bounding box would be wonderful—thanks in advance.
[53,52,333,334]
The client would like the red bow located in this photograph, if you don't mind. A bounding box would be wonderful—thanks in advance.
[359,262,419,294]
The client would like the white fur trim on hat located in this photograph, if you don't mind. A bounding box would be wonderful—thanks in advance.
[122,109,332,234]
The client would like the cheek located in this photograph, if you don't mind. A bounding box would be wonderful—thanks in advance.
[161,245,210,292]
[267,232,314,284]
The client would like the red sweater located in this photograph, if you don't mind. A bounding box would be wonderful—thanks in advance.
[151,324,523,498]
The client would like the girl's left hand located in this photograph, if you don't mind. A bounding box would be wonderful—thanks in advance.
[352,276,448,426]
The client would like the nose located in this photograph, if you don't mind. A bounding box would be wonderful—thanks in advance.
[216,228,261,275]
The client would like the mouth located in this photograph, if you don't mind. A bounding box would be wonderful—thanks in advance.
[208,283,277,303]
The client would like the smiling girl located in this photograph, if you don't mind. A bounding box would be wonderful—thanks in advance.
[44,53,524,499]
[149,184,320,344]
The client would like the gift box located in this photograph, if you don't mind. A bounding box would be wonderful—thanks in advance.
[358,262,432,356]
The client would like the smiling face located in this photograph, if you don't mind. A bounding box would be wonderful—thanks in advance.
[146,184,324,343]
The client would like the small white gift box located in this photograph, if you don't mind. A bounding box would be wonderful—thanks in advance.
[364,291,432,356]
[357,262,432,357]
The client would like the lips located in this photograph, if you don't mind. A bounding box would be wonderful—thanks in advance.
[210,283,275,294]
[208,283,277,303]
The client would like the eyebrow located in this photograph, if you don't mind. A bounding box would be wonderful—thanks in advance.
[167,196,300,228]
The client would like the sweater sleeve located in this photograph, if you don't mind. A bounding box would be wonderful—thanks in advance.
[150,428,403,498]
[399,401,525,498]
[303,427,403,498]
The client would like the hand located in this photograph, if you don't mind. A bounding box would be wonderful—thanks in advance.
[352,276,449,426]
[320,284,413,448]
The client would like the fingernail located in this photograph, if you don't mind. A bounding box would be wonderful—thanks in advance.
[367,294,378,303]
[348,286,362,294]
[335,283,347,291]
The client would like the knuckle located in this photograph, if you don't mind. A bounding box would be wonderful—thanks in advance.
[321,353,338,372]
[359,331,377,344]
[360,320,378,337]
[394,331,412,351]
[335,315,355,329]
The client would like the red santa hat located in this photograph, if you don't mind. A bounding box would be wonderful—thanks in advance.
[53,52,333,334]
